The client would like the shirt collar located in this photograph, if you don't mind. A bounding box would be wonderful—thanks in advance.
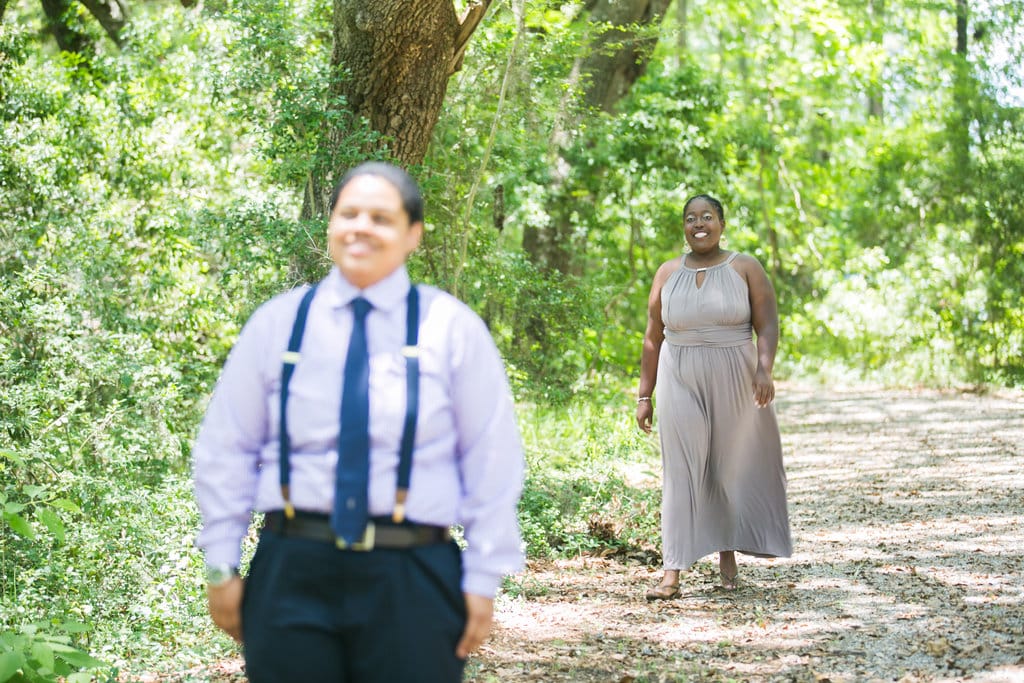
[321,266,411,313]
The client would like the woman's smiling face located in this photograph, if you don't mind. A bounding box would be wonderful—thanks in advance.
[683,197,724,253]
[327,174,423,289]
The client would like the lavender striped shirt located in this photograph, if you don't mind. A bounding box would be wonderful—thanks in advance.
[192,266,525,597]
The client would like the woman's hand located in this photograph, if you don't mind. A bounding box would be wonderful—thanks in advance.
[456,593,494,659]
[636,399,654,433]
[207,576,245,643]
[752,367,775,408]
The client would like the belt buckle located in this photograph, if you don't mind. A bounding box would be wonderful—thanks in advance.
[335,521,375,551]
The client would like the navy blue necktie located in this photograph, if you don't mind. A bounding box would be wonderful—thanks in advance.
[332,297,372,544]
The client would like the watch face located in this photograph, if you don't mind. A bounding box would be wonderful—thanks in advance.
[206,564,237,584]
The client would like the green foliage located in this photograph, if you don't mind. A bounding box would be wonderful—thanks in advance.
[0,622,106,683]
[516,378,663,559]
[208,0,385,195]
[1,4,279,678]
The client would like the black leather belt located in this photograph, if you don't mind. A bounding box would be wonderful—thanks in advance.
[263,511,450,551]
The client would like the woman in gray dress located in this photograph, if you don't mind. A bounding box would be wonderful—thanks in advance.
[636,194,792,599]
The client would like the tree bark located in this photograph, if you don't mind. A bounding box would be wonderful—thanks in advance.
[580,0,672,113]
[301,0,491,219]
[524,0,670,274]
[80,0,129,46]
[40,0,91,54]
[331,0,457,167]
[956,0,968,55]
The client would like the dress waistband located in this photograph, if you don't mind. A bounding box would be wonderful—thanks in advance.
[664,324,751,347]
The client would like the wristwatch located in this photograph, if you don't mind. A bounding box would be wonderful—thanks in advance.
[205,563,239,586]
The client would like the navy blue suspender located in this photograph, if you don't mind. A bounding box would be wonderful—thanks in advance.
[278,284,318,517]
[278,285,421,523]
[394,286,419,523]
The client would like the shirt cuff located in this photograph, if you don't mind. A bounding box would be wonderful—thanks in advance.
[461,570,503,599]
[195,520,246,567]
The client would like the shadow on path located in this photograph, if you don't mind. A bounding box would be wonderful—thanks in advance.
[471,385,1024,682]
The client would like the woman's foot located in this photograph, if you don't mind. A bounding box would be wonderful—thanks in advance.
[646,570,681,601]
[718,551,738,590]
[645,582,680,600]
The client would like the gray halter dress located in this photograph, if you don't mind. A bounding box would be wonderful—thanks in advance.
[656,252,792,570]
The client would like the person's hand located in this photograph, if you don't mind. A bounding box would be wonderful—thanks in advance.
[207,576,244,643]
[456,593,494,659]
[752,367,775,408]
[636,400,654,433]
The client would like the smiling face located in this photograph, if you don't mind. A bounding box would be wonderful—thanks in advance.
[327,174,423,289]
[683,197,725,255]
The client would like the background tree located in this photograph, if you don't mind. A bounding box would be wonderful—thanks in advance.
[300,0,493,219]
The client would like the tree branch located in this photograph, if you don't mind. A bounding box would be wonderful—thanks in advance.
[450,0,492,74]
[80,0,129,47]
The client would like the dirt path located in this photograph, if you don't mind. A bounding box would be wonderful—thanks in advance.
[165,385,1024,682]
[469,385,1024,682]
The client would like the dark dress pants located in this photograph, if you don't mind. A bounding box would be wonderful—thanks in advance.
[241,529,466,683]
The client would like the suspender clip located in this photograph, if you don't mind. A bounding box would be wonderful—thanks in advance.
[392,488,409,524]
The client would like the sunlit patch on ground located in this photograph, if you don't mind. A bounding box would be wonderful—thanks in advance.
[470,386,1024,682]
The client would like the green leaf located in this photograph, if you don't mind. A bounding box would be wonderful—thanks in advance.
[30,641,54,673]
[36,508,65,543]
[0,448,26,467]
[2,511,35,540]
[49,644,106,668]
[60,621,90,635]
[3,502,26,514]
[0,651,23,681]
[50,498,82,514]
[23,485,44,499]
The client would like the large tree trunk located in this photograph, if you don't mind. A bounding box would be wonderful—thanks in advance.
[580,0,673,113]
[40,0,91,53]
[332,0,457,165]
[301,0,491,219]
[524,0,671,274]
[38,0,127,50]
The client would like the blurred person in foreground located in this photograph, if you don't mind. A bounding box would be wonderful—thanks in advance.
[192,161,524,681]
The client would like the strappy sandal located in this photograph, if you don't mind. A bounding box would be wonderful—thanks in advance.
[645,582,680,601]
[719,571,738,591]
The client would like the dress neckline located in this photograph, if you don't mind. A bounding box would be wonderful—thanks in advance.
[681,251,737,272]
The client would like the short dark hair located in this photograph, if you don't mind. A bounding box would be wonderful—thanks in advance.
[683,194,725,223]
[328,161,424,224]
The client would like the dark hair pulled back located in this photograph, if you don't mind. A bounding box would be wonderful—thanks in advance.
[683,194,725,223]
[329,162,424,224]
